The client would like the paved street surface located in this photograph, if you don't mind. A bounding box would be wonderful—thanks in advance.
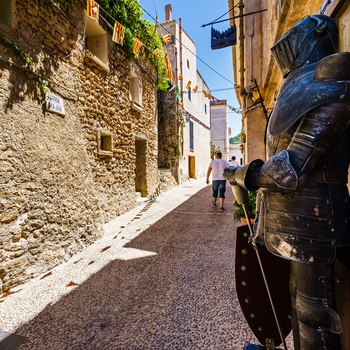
[0,178,293,349]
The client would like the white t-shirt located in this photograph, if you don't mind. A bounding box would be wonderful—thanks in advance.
[209,159,230,180]
[229,160,239,167]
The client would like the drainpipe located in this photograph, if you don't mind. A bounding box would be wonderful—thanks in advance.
[178,17,184,166]
[237,1,247,164]
[179,17,184,106]
[238,1,245,96]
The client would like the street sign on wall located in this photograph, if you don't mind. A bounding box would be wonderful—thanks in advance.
[46,92,65,116]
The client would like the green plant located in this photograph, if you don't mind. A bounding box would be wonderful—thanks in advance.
[0,34,34,67]
[210,142,220,159]
[96,0,169,90]
[38,0,78,10]
[233,191,257,222]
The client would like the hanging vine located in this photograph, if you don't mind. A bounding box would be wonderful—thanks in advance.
[0,34,34,67]
[0,34,50,99]
[38,0,78,10]
[96,0,169,91]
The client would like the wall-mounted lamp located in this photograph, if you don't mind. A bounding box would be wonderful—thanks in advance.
[248,79,269,121]
[248,79,263,104]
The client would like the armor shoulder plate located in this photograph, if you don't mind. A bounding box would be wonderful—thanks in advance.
[268,60,350,136]
[314,52,350,82]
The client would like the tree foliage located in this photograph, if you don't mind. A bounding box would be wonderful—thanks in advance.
[229,134,241,144]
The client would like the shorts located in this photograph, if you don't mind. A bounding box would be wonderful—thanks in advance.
[212,180,226,199]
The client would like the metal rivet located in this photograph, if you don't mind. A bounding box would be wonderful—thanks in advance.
[242,249,247,255]
[244,298,250,303]
[257,326,262,331]
[241,265,247,271]
[250,313,255,318]
[241,281,247,286]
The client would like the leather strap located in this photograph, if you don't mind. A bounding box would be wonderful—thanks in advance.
[309,170,348,184]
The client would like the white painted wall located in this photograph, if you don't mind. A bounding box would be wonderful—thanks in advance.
[210,101,229,161]
[159,18,212,182]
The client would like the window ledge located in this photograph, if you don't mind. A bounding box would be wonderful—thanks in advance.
[85,50,109,72]
[131,101,143,113]
[98,150,113,158]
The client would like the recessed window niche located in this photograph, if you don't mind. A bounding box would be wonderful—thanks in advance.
[130,62,143,112]
[97,129,113,158]
[85,15,109,72]
[0,0,12,27]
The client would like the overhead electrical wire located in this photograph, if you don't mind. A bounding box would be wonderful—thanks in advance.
[98,0,241,112]
[137,1,236,87]
[204,0,243,26]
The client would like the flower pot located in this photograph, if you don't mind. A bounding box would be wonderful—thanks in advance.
[241,217,255,225]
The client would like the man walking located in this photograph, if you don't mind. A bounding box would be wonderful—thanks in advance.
[206,152,230,210]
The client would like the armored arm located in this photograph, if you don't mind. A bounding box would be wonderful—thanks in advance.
[263,102,350,191]
[225,101,350,193]
[224,160,276,191]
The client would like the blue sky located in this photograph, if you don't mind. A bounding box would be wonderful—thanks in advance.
[139,0,242,137]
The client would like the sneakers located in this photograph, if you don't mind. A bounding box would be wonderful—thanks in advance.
[220,207,225,211]
[212,201,216,207]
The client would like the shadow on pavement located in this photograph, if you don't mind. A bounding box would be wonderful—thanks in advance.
[10,186,260,349]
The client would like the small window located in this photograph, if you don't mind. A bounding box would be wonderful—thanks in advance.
[204,104,207,114]
[187,59,190,69]
[97,129,113,158]
[85,16,108,71]
[0,0,12,27]
[189,121,194,150]
[188,89,191,101]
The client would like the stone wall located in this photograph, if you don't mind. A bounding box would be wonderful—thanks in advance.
[158,91,179,180]
[0,0,159,293]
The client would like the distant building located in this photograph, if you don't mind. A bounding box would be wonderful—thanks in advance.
[157,4,211,183]
[210,99,229,161]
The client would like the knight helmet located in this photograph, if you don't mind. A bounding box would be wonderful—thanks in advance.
[271,15,338,77]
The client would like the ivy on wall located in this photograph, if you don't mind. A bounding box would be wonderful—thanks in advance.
[96,0,169,91]
[38,0,78,9]
[36,0,168,90]
[0,34,34,67]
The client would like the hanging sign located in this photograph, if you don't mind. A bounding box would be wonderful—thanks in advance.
[211,25,237,50]
[46,93,65,116]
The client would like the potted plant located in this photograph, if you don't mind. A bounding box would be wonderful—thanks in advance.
[240,131,246,143]
[233,191,257,224]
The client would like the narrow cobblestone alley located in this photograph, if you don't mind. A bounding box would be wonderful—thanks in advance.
[0,179,291,349]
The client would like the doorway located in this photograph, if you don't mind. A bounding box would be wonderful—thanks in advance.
[135,138,147,197]
[188,155,196,179]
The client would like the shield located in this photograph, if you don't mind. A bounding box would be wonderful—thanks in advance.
[335,249,350,350]
[235,225,292,348]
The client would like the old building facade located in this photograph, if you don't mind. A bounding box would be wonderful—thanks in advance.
[229,0,350,165]
[210,99,230,161]
[0,0,161,292]
[157,5,212,183]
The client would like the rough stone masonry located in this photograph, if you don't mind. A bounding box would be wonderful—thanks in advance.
[0,0,159,293]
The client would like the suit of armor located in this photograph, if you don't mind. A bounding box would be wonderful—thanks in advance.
[224,15,350,349]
